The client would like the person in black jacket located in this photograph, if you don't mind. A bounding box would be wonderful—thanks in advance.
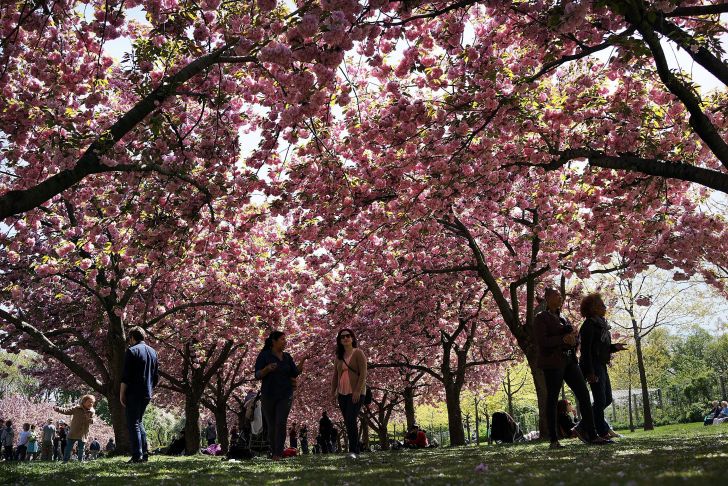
[120,326,159,463]
[578,293,627,439]
[254,331,308,460]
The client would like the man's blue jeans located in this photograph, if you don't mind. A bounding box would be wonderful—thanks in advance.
[125,396,150,460]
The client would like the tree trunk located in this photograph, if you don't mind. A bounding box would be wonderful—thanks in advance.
[403,387,416,430]
[633,336,654,430]
[526,354,549,438]
[628,378,635,432]
[474,397,480,445]
[107,389,130,455]
[360,415,369,450]
[107,314,131,452]
[377,426,389,450]
[184,394,202,455]
[444,385,465,446]
[215,406,229,453]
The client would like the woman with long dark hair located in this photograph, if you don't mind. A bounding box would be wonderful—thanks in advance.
[579,293,627,439]
[330,328,367,458]
[254,331,308,460]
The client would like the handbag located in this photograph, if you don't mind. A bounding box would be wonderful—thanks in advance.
[343,353,372,405]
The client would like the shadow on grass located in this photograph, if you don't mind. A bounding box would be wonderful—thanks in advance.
[1,424,727,485]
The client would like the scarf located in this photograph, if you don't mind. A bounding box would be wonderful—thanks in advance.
[592,316,611,344]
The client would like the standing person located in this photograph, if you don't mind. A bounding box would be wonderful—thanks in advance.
[318,411,333,453]
[41,418,55,460]
[16,423,31,460]
[330,328,367,458]
[26,424,39,460]
[534,287,609,449]
[254,330,308,460]
[204,420,217,446]
[53,422,66,461]
[300,424,309,454]
[289,424,298,449]
[54,395,96,463]
[579,293,627,439]
[120,326,159,463]
[1,420,15,461]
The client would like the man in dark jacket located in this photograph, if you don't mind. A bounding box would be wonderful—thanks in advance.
[120,326,158,463]
[318,411,333,453]
[534,288,608,449]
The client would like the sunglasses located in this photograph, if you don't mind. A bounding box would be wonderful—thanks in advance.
[339,334,352,339]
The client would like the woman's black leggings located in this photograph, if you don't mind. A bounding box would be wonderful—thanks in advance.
[338,393,362,453]
[543,362,597,443]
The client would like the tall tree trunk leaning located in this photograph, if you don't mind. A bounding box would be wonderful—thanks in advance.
[433,215,556,440]
[632,326,654,430]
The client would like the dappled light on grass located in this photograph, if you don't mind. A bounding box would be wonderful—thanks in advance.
[1,424,727,485]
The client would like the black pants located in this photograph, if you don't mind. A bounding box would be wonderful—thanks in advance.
[543,361,597,443]
[261,395,292,457]
[589,363,613,436]
[338,393,362,454]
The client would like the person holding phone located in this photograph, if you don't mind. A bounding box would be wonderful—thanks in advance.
[254,330,307,460]
[579,293,627,439]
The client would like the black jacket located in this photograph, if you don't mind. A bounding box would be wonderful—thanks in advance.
[578,317,617,376]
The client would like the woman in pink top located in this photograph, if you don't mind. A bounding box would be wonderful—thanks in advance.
[330,329,367,457]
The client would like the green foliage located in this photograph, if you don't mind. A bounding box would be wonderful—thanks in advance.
[0,350,44,399]
[142,404,182,449]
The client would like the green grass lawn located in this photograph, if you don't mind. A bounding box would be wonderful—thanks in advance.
[2,423,727,485]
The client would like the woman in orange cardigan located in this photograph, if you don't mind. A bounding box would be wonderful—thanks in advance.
[330,329,367,457]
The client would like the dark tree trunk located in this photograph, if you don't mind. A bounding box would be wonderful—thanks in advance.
[107,389,130,455]
[445,384,465,446]
[184,393,202,455]
[377,426,389,450]
[403,387,416,430]
[526,354,549,438]
[106,315,131,453]
[633,335,654,430]
[215,406,229,453]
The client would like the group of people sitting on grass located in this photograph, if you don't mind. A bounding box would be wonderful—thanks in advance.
[704,401,728,425]
[0,398,114,463]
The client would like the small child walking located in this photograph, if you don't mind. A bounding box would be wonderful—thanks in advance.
[54,395,96,463]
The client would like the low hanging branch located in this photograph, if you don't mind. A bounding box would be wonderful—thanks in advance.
[0,45,256,220]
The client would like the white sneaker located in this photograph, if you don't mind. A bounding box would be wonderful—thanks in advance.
[347,453,358,459]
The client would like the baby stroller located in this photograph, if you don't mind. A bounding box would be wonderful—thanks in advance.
[490,411,526,443]
[239,391,269,454]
